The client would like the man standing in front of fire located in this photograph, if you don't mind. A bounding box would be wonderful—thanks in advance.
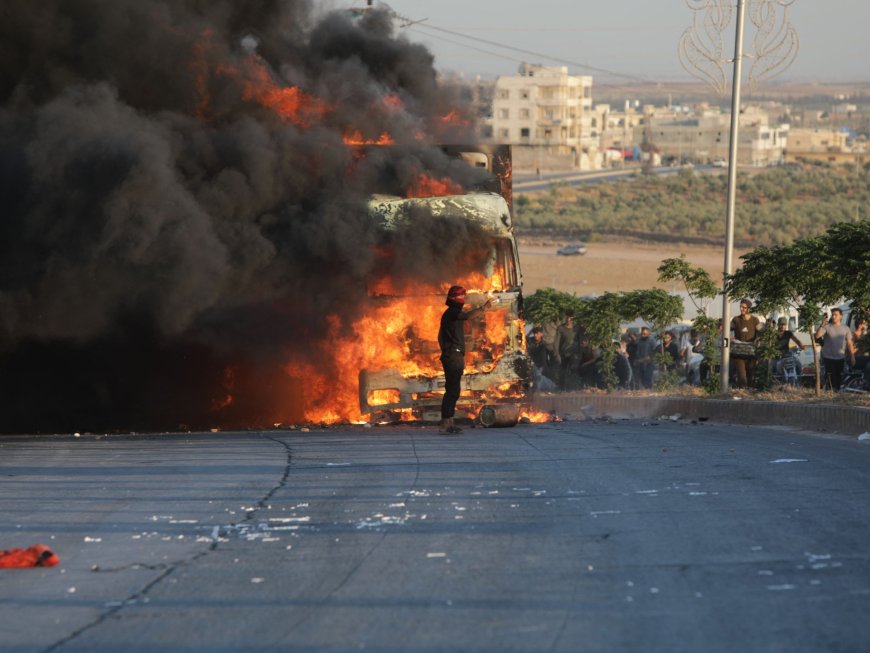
[438,285,491,434]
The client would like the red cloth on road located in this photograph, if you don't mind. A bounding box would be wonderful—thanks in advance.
[0,544,60,568]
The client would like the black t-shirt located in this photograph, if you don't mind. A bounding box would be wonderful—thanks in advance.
[527,339,549,369]
[665,340,680,363]
[775,330,795,356]
[439,303,466,355]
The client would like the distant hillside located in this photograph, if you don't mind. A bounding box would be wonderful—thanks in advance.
[514,163,869,248]
[594,81,870,107]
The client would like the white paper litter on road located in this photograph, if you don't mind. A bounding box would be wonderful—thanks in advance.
[770,459,808,464]
[269,516,310,523]
[427,552,447,558]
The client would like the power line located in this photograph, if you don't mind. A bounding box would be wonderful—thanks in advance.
[404,25,533,68]
[399,18,651,84]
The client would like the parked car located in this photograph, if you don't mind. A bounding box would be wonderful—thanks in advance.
[556,242,587,256]
[711,158,727,168]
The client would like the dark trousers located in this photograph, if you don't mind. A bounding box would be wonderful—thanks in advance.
[557,356,574,390]
[634,362,653,389]
[733,357,755,387]
[440,353,464,419]
[822,357,845,390]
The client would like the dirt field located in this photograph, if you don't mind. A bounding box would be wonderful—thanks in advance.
[518,238,749,296]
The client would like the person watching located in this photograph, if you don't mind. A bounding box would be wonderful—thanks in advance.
[815,308,855,391]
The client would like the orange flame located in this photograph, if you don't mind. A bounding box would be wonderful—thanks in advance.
[440,110,471,128]
[212,57,331,127]
[521,409,558,423]
[344,130,395,146]
[241,63,331,126]
[383,94,404,110]
[406,174,463,198]
[283,269,515,424]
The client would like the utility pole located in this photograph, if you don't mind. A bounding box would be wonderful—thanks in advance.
[719,0,747,392]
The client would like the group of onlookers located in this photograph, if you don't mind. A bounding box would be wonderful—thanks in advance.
[526,302,869,393]
[525,313,696,392]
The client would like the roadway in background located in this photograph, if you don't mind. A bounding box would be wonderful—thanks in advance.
[513,165,716,193]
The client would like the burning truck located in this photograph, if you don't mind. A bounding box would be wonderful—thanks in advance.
[289,145,534,426]
[357,147,533,423]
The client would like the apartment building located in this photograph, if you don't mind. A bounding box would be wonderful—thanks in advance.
[489,64,596,170]
[786,128,848,152]
[782,127,869,165]
[645,106,789,166]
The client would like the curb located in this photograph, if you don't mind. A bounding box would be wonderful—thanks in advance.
[530,393,870,436]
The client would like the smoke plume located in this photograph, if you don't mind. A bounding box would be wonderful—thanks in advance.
[0,0,483,433]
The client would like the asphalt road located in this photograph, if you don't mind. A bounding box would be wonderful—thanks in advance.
[2,419,869,653]
[512,165,712,193]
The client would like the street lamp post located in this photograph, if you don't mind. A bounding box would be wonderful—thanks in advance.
[719,0,747,391]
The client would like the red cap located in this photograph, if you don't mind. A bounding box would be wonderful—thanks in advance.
[447,285,467,304]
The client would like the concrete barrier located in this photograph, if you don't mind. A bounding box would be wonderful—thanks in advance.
[530,393,870,436]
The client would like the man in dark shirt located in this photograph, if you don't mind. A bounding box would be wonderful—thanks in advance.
[662,331,680,370]
[552,313,577,390]
[634,326,655,389]
[775,317,804,357]
[438,285,491,434]
[730,298,761,387]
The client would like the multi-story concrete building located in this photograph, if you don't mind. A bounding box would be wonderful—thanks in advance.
[644,106,789,166]
[489,64,596,170]
[783,127,868,165]
[786,128,848,152]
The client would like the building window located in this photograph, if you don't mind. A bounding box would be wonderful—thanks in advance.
[496,89,509,100]
[499,128,510,139]
[519,108,530,119]
[520,90,530,100]
[498,109,509,120]
[520,128,530,138]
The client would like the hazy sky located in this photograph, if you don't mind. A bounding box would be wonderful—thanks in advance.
[360,1,869,85]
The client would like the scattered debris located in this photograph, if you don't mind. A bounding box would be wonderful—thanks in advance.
[858,432,870,441]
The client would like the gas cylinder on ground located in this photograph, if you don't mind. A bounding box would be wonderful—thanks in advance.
[477,404,520,428]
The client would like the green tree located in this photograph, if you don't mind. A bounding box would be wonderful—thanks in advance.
[727,237,838,394]
[822,221,870,315]
[524,288,683,391]
[524,288,588,327]
[657,256,721,393]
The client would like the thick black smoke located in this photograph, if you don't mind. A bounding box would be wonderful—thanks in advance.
[0,1,483,432]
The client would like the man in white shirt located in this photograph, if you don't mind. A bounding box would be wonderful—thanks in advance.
[815,308,856,390]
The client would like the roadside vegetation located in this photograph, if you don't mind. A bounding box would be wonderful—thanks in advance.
[515,162,870,247]
[524,219,870,403]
